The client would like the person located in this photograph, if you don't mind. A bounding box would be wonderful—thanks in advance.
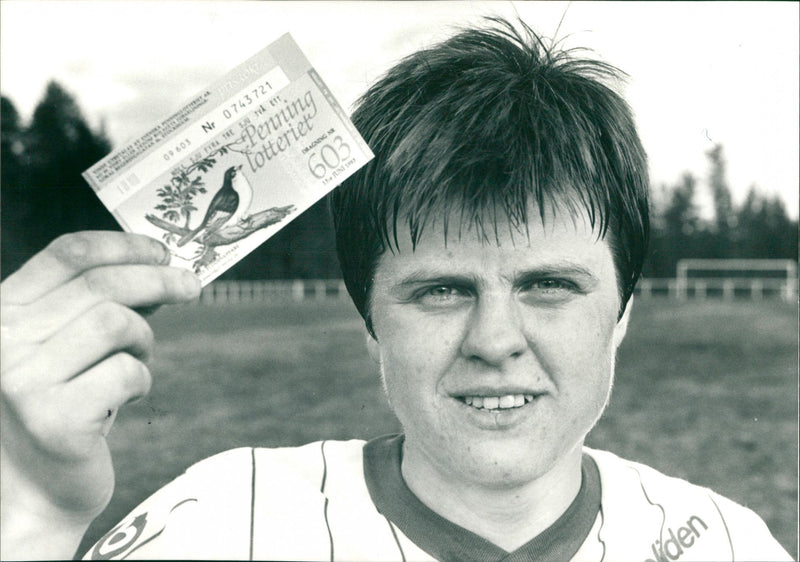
[0,17,791,562]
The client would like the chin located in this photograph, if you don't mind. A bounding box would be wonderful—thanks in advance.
[454,440,568,489]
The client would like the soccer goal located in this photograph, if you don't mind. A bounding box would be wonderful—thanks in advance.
[674,259,798,302]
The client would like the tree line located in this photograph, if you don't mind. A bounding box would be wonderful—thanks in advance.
[2,82,797,281]
[646,144,797,278]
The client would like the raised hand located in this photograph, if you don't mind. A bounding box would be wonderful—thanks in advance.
[0,232,201,559]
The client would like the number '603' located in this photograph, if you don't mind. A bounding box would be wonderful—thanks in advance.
[307,136,351,179]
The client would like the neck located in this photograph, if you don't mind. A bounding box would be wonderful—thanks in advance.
[400,441,583,551]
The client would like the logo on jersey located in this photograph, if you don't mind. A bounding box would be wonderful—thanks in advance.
[644,514,708,562]
[90,512,148,560]
[89,497,198,559]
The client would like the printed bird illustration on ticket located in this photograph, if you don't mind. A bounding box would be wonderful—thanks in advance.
[83,33,373,285]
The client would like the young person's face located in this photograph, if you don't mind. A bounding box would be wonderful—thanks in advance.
[367,206,631,489]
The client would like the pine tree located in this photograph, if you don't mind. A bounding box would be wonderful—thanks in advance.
[705,144,735,258]
[1,82,115,278]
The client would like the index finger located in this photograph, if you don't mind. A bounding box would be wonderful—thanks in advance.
[1,231,171,305]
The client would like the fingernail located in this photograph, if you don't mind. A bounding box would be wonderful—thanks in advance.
[182,271,202,297]
[159,243,172,264]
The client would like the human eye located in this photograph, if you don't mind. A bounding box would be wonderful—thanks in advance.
[519,278,581,302]
[531,279,574,291]
[413,284,472,307]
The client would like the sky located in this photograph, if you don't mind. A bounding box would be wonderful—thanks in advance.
[1,1,798,217]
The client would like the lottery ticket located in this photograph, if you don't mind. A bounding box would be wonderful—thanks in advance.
[83,33,373,285]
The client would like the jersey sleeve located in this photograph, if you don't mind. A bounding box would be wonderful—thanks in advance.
[586,447,794,562]
[82,448,255,560]
[709,491,794,561]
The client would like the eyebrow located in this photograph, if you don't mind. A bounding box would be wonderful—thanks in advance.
[393,272,480,290]
[513,266,600,291]
[392,262,600,290]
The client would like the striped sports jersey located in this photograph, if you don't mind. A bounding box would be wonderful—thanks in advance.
[86,435,791,561]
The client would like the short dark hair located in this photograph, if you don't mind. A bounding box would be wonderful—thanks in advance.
[330,17,649,334]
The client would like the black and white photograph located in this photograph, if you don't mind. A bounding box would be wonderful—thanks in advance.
[1,2,797,560]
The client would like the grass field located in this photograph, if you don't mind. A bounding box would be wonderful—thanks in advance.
[78,298,798,558]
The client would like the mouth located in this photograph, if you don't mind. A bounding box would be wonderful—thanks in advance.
[455,394,538,411]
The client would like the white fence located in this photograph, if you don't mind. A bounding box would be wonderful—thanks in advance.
[198,277,798,304]
[635,278,797,302]
[199,279,349,304]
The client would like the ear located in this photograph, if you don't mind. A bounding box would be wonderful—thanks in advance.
[365,328,381,364]
[612,296,633,349]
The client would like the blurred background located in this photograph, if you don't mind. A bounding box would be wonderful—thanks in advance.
[1,1,797,558]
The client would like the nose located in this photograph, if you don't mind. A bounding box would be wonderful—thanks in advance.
[460,293,528,366]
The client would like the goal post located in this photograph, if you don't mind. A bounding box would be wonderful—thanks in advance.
[675,259,798,302]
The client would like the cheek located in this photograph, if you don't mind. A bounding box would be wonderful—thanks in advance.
[375,306,463,368]
[375,315,462,412]
[532,309,618,385]
[378,336,443,394]
[378,352,435,428]
[537,318,616,437]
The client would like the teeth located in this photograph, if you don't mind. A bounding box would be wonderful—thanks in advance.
[498,395,515,408]
[460,394,535,410]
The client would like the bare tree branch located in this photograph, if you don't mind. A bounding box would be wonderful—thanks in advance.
[201,205,296,246]
[146,204,296,247]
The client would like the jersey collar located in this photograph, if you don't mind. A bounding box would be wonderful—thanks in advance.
[363,434,601,562]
